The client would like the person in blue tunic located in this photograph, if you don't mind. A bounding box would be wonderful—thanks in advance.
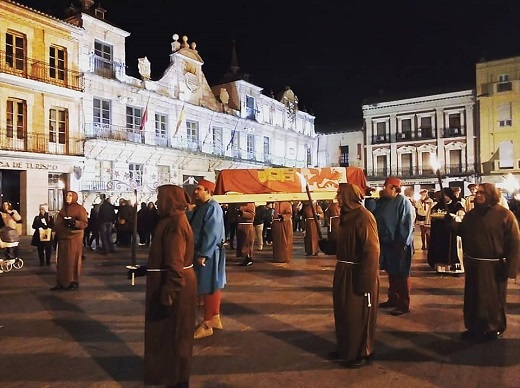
[373,177,415,316]
[189,178,227,339]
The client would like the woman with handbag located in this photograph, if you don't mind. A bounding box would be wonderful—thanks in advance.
[31,204,55,266]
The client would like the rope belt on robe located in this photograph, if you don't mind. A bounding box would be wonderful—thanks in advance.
[336,260,371,307]
[147,264,193,272]
[463,254,505,262]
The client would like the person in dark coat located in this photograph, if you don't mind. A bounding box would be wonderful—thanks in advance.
[31,203,55,266]
[272,201,293,263]
[50,191,88,290]
[332,183,380,368]
[189,179,227,339]
[144,184,196,387]
[144,201,159,246]
[427,188,465,270]
[116,199,134,247]
[97,196,117,254]
[453,183,520,341]
[137,202,148,245]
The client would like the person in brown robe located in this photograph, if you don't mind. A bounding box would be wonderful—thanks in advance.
[324,200,341,241]
[332,183,380,368]
[144,185,197,387]
[454,183,520,341]
[236,202,255,266]
[50,191,88,291]
[272,201,293,263]
[302,201,324,256]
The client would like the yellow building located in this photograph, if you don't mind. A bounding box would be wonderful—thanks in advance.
[476,56,520,184]
[0,0,84,233]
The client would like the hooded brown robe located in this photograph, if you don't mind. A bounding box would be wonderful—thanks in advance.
[455,183,520,335]
[333,183,380,362]
[272,201,293,263]
[302,202,323,255]
[144,185,197,386]
[54,191,88,287]
[235,202,255,259]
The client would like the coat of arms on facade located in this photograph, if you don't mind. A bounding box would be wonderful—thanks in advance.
[281,87,298,122]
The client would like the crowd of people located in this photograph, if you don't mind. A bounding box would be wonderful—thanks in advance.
[4,174,516,385]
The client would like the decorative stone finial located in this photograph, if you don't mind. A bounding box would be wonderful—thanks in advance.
[190,42,197,52]
[171,34,180,52]
[181,35,189,48]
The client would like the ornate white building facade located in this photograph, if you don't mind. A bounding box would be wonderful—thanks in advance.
[362,89,477,192]
[65,2,317,210]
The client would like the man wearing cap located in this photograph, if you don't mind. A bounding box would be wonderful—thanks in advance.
[189,178,227,339]
[373,177,415,316]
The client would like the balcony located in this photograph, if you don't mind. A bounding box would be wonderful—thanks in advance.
[445,163,475,176]
[416,128,436,139]
[89,55,124,80]
[81,179,143,193]
[0,50,84,91]
[0,129,83,155]
[372,135,388,144]
[443,127,465,137]
[85,122,145,143]
[396,132,412,142]
[366,168,388,178]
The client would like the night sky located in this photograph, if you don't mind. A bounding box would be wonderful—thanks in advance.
[18,0,520,131]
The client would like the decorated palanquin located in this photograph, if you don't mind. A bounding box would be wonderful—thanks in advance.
[213,167,367,203]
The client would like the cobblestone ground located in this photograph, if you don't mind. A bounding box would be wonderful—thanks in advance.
[1,230,519,388]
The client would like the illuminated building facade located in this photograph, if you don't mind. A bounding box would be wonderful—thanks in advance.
[0,0,84,233]
[67,1,316,211]
[362,89,477,192]
[476,56,520,184]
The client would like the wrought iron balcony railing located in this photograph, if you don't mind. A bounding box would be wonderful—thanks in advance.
[0,50,83,91]
[88,55,125,80]
[0,129,83,155]
[84,122,306,167]
[443,127,465,137]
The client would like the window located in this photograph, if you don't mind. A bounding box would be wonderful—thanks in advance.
[245,95,256,120]
[499,141,514,168]
[498,103,512,127]
[246,133,255,159]
[94,40,114,77]
[93,98,111,127]
[419,116,433,137]
[263,136,270,162]
[49,45,66,81]
[186,120,199,149]
[213,127,223,154]
[497,74,512,92]
[155,113,167,145]
[6,31,26,71]
[400,118,412,139]
[157,165,170,185]
[376,122,386,135]
[376,155,387,176]
[126,106,142,130]
[339,145,349,167]
[49,108,67,144]
[400,153,413,175]
[306,147,312,167]
[6,98,26,139]
[129,163,143,186]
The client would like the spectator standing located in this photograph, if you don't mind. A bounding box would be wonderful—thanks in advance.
[50,191,88,290]
[464,184,477,213]
[189,179,227,339]
[272,201,293,263]
[97,195,117,254]
[263,202,275,245]
[454,183,519,341]
[144,185,196,387]
[373,177,415,316]
[415,189,433,250]
[225,204,238,249]
[87,203,100,250]
[31,203,55,266]
[137,202,148,245]
[253,204,266,250]
[332,183,380,368]
[116,199,134,247]
[144,201,159,246]
[1,200,22,257]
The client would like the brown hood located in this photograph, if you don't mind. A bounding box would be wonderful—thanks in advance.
[66,191,79,204]
[157,185,190,217]
[339,183,364,213]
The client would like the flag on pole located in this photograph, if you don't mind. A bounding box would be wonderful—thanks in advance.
[173,104,186,137]
[139,95,151,131]
[226,128,236,150]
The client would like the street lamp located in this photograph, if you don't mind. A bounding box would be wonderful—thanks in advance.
[126,189,139,285]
